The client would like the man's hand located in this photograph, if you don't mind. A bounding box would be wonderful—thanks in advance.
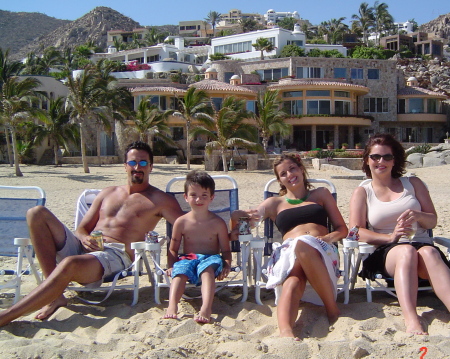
[217,262,231,281]
[80,235,102,252]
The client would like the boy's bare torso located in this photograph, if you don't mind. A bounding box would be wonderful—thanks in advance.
[178,212,223,255]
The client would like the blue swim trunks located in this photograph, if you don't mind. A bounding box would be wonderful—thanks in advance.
[171,253,223,285]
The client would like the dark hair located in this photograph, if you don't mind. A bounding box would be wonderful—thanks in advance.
[362,133,406,179]
[184,170,215,195]
[273,153,312,196]
[124,141,153,164]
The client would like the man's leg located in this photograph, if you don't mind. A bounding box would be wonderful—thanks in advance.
[27,206,75,319]
[27,206,67,277]
[0,254,103,327]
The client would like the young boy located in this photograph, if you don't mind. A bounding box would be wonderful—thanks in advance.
[163,170,232,323]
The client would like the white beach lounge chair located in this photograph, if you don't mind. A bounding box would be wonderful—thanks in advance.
[0,186,45,303]
[149,175,249,304]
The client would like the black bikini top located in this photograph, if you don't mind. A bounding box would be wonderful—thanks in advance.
[275,203,328,237]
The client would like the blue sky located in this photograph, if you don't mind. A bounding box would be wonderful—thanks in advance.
[1,0,448,26]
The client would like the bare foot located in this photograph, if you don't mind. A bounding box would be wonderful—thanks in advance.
[405,316,428,335]
[163,311,178,320]
[194,313,210,324]
[35,295,68,320]
[279,328,300,340]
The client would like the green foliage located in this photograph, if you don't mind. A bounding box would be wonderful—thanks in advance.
[307,49,344,58]
[307,38,327,44]
[277,17,298,31]
[408,143,431,155]
[306,149,335,159]
[351,46,390,59]
[333,150,364,158]
[280,45,305,58]
[209,53,231,61]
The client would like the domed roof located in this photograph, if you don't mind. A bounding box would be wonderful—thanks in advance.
[205,67,218,73]
[230,75,240,80]
[407,76,417,82]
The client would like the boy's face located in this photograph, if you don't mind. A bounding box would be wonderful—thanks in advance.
[184,183,214,209]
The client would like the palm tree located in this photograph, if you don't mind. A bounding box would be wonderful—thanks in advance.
[0,48,25,166]
[65,70,108,173]
[252,38,275,60]
[0,48,24,85]
[132,95,176,150]
[0,76,43,176]
[205,11,221,36]
[373,1,394,45]
[320,18,349,44]
[239,18,260,33]
[174,87,212,170]
[253,90,291,153]
[352,2,375,45]
[33,96,79,165]
[191,96,263,172]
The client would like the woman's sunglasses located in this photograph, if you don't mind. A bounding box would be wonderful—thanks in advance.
[368,154,394,161]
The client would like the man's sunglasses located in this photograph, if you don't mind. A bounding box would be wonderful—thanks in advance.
[126,160,149,167]
[368,154,394,161]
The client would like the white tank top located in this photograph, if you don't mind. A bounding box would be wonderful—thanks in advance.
[361,177,432,244]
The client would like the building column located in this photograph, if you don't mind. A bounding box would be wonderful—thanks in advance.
[124,54,129,63]
[311,125,317,149]
[334,125,339,149]
[349,126,354,148]
[143,50,148,64]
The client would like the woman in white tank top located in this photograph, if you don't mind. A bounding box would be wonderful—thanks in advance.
[350,133,450,335]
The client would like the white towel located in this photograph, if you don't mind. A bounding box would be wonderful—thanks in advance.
[266,235,340,306]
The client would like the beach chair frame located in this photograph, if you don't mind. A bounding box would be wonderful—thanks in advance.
[150,175,248,304]
[0,185,45,303]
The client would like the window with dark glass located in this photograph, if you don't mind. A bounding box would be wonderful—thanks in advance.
[224,72,234,83]
[283,100,303,115]
[283,91,303,98]
[335,91,350,98]
[367,69,379,79]
[334,101,350,115]
[306,90,330,97]
[364,98,389,113]
[172,127,184,141]
[398,99,406,113]
[246,100,256,113]
[334,68,346,78]
[427,99,438,113]
[351,68,363,79]
[211,97,223,110]
[409,98,423,113]
[307,100,330,115]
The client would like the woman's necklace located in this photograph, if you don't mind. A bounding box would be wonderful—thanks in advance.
[284,192,309,205]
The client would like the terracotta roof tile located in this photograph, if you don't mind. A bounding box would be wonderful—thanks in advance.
[189,80,256,94]
[129,87,187,94]
[398,86,447,98]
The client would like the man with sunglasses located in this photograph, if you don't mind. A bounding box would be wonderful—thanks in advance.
[0,141,183,327]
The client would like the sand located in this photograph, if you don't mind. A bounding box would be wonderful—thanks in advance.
[1,162,450,358]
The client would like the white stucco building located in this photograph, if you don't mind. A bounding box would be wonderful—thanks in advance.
[264,9,301,25]
[210,25,347,61]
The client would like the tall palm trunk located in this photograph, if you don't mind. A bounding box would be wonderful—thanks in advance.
[80,122,90,173]
[53,144,59,165]
[96,125,102,167]
[221,149,228,173]
[10,128,23,177]
[186,122,191,170]
[4,127,13,167]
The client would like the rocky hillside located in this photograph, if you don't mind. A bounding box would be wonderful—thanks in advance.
[419,12,450,40]
[0,10,70,55]
[398,58,450,98]
[11,7,141,60]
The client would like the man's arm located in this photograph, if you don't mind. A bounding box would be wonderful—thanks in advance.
[75,187,113,251]
[160,192,184,225]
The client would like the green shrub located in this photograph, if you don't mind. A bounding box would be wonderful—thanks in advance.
[408,143,431,155]
[305,149,335,159]
[333,150,364,158]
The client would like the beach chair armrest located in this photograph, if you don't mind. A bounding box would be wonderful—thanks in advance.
[434,236,450,249]
[14,238,31,246]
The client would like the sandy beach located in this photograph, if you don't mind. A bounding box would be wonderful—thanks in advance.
[1,162,450,358]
